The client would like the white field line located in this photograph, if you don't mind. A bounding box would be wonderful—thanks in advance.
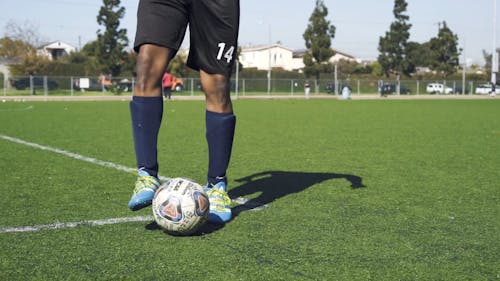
[0,134,266,233]
[0,134,169,181]
[0,216,154,233]
[0,105,34,111]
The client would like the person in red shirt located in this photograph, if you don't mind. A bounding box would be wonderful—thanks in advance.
[162,72,174,99]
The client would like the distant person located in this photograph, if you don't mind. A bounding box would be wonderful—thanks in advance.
[162,72,173,99]
[304,81,311,99]
[99,74,112,87]
[342,85,351,100]
[490,81,497,97]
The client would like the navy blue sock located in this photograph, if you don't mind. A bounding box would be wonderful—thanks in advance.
[130,96,163,177]
[206,110,236,185]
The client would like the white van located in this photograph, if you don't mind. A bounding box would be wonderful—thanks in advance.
[426,83,453,94]
[475,84,500,95]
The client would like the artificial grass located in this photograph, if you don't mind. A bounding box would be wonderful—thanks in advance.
[0,99,499,280]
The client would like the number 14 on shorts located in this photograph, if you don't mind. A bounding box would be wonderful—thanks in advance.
[217,43,235,63]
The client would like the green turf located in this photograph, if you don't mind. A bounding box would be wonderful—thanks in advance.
[0,99,499,280]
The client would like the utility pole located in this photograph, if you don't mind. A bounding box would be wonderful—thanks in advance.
[491,0,498,95]
[267,24,272,95]
[334,64,338,95]
[235,59,239,100]
[462,39,466,95]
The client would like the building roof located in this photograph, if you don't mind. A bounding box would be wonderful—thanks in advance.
[292,48,356,59]
[38,41,76,51]
[241,44,295,53]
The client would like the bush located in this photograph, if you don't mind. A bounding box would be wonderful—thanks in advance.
[10,57,100,77]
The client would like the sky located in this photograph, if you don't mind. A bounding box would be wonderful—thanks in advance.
[0,0,498,66]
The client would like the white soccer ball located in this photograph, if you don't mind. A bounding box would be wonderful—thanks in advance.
[152,178,209,235]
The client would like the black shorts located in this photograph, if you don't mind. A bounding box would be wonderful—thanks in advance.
[134,0,240,75]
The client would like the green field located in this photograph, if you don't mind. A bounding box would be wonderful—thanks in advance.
[0,99,499,280]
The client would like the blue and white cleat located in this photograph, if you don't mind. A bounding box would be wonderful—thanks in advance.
[205,182,232,224]
[128,169,160,211]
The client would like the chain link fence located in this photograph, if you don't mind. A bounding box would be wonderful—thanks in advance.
[2,75,493,97]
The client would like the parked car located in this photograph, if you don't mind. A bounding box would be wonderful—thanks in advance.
[73,77,110,92]
[379,83,411,95]
[325,83,335,94]
[325,83,351,94]
[10,77,58,91]
[426,83,453,94]
[73,77,134,92]
[451,85,470,94]
[117,79,133,92]
[171,76,184,92]
[475,83,500,95]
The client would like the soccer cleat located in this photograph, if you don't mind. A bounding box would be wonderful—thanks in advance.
[205,182,232,223]
[128,169,161,211]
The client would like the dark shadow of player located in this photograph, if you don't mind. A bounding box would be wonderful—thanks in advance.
[146,170,364,235]
[229,170,365,217]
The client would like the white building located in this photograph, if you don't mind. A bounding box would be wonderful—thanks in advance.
[37,41,76,60]
[291,48,358,70]
[330,49,357,63]
[239,44,295,71]
[239,44,358,71]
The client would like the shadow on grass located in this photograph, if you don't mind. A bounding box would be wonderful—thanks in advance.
[144,220,224,236]
[230,170,365,218]
[146,170,365,235]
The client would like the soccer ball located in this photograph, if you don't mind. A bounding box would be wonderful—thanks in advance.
[152,178,209,235]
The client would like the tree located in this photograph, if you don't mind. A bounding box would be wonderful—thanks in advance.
[95,0,129,77]
[427,21,460,77]
[1,21,49,75]
[9,53,51,76]
[302,0,336,80]
[0,20,44,61]
[0,37,35,60]
[81,40,99,57]
[405,41,431,72]
[378,0,412,77]
[168,55,190,77]
[60,50,100,76]
[4,20,46,48]
[482,48,500,72]
[370,61,384,76]
[335,59,358,76]
[120,50,137,77]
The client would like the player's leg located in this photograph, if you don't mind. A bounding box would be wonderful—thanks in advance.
[201,71,235,184]
[166,87,172,99]
[128,0,189,211]
[188,0,240,223]
[201,72,236,223]
[128,45,170,211]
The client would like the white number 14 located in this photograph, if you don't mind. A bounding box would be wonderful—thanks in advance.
[217,43,235,63]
